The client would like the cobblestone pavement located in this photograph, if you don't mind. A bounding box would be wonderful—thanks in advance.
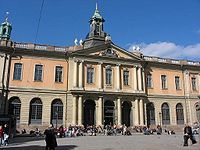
[0,133,199,150]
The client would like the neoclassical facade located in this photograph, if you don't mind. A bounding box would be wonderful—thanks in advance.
[0,7,200,130]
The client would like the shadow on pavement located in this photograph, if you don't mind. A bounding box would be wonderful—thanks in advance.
[9,136,45,145]
[1,145,77,150]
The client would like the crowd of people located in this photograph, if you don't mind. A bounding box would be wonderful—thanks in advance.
[0,122,198,148]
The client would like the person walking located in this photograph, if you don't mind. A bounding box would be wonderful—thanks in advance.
[0,125,3,146]
[183,124,197,146]
[44,124,57,150]
[3,124,9,146]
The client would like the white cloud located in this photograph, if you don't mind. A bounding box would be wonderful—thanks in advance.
[129,42,200,61]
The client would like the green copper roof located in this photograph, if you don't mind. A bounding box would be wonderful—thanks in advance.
[91,4,104,21]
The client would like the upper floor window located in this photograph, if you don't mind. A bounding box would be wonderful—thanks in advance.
[55,66,63,83]
[161,75,167,89]
[191,77,197,91]
[34,64,43,82]
[123,70,129,85]
[13,63,22,80]
[147,73,153,88]
[87,67,94,84]
[106,66,112,85]
[175,76,180,90]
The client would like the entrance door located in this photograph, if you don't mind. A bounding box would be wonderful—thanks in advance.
[147,102,155,127]
[83,100,95,126]
[104,101,115,126]
[122,101,131,126]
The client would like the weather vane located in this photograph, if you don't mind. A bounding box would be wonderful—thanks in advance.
[5,11,9,22]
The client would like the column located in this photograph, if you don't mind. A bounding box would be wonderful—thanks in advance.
[144,103,147,126]
[79,61,83,89]
[78,95,83,125]
[117,98,122,125]
[142,68,145,92]
[138,66,142,91]
[139,99,144,125]
[97,97,103,125]
[134,99,139,125]
[73,60,78,88]
[116,64,121,91]
[133,66,138,91]
[72,95,77,125]
[98,63,103,90]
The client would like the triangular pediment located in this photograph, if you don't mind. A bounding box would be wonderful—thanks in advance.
[70,43,143,61]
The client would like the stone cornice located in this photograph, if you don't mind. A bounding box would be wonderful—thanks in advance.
[9,87,67,94]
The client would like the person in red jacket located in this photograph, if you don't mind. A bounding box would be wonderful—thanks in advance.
[0,125,3,146]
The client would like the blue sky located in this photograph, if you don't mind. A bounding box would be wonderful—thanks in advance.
[0,0,200,61]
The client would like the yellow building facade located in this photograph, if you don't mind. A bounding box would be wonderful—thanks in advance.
[0,7,199,131]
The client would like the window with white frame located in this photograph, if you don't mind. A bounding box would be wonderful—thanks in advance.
[175,76,180,90]
[13,63,22,80]
[191,77,197,91]
[34,64,43,81]
[161,75,167,89]
[87,67,94,84]
[123,70,129,85]
[55,66,63,83]
[147,73,153,88]
[106,66,112,85]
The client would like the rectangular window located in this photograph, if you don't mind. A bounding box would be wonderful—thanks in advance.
[13,63,22,80]
[192,77,197,91]
[34,64,43,81]
[175,76,180,90]
[55,66,63,83]
[123,70,129,85]
[87,67,94,84]
[147,74,153,88]
[106,68,112,85]
[161,75,167,89]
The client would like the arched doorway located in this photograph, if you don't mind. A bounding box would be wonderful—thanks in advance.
[161,103,170,125]
[122,101,131,126]
[51,99,63,127]
[176,103,184,124]
[8,97,21,124]
[146,102,155,126]
[104,100,115,126]
[29,98,42,124]
[83,100,95,126]
[195,102,200,123]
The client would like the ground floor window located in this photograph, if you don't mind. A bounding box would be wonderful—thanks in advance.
[29,98,42,124]
[8,97,21,124]
[161,103,170,125]
[176,103,184,124]
[51,99,63,126]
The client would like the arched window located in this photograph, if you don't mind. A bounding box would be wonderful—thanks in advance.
[147,102,155,126]
[8,97,21,124]
[196,103,200,123]
[51,99,63,126]
[29,98,42,124]
[176,103,184,124]
[161,103,170,125]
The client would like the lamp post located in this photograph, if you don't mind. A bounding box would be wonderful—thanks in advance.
[159,112,162,126]
[55,111,58,130]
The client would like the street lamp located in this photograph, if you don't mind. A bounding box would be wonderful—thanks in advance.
[159,112,162,126]
[55,111,58,130]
